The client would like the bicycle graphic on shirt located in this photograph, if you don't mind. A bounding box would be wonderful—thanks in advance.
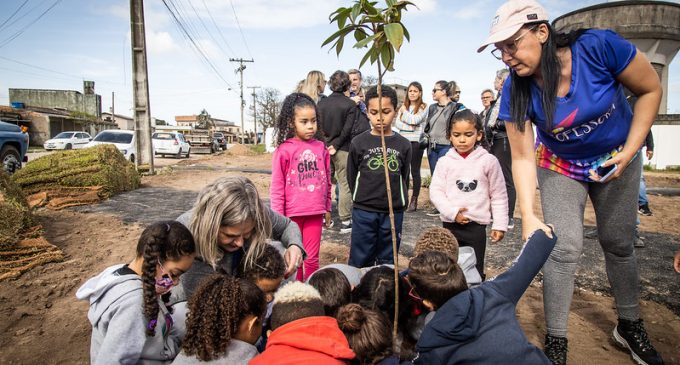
[367,153,399,172]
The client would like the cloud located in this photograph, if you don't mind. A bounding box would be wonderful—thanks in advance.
[409,0,437,14]
[451,0,492,20]
[146,30,181,54]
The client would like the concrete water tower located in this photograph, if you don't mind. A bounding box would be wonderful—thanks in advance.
[553,1,680,114]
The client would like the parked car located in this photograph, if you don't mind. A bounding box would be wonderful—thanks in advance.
[43,131,92,150]
[152,132,190,158]
[84,130,137,163]
[0,120,29,174]
[213,132,227,150]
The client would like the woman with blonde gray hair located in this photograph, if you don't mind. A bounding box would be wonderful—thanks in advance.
[296,70,327,103]
[176,176,304,300]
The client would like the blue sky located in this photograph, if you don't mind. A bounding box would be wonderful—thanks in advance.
[0,0,678,131]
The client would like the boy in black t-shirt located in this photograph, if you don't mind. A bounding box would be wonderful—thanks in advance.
[347,85,412,268]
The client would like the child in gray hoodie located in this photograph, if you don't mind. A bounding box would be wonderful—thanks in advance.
[76,221,196,365]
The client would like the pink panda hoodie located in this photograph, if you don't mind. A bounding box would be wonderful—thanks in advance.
[429,147,509,231]
[270,138,332,217]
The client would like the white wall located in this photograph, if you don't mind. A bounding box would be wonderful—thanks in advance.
[648,124,680,169]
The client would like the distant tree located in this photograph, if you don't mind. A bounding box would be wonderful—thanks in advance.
[249,87,282,130]
[363,75,378,87]
[154,119,167,126]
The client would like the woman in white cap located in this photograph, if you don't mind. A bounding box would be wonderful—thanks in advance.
[478,1,663,365]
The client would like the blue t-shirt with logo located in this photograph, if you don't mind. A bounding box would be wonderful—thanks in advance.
[499,29,636,162]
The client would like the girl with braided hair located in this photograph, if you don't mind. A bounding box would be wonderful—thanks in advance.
[77,221,196,365]
[172,274,267,364]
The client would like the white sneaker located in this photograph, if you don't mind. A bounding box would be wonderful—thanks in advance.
[340,220,352,234]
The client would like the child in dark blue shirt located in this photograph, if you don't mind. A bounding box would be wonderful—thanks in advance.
[410,229,557,365]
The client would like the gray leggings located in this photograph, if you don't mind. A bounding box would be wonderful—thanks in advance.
[539,155,641,337]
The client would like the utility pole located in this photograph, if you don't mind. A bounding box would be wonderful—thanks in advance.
[247,86,260,144]
[130,0,154,173]
[229,58,253,144]
[111,91,115,126]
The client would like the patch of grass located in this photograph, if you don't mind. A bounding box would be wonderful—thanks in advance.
[0,170,33,246]
[643,164,680,173]
[11,144,141,197]
[27,146,44,153]
[421,175,432,188]
[249,144,266,154]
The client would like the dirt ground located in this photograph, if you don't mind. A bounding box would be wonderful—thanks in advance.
[0,151,678,364]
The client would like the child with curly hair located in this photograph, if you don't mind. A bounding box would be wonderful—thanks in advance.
[271,92,332,281]
[76,221,196,364]
[413,227,481,286]
[172,274,266,365]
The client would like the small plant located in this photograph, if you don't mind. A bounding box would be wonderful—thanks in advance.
[323,0,416,349]
[421,175,432,188]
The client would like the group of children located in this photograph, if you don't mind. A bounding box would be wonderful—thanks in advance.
[77,83,523,364]
[78,217,556,364]
[270,82,509,282]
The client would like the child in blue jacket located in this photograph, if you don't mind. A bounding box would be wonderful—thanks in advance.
[409,229,556,364]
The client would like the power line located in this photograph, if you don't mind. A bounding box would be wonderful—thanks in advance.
[201,0,237,58]
[162,0,235,89]
[0,0,63,49]
[0,0,48,31]
[0,0,30,31]
[185,0,234,60]
[229,0,253,59]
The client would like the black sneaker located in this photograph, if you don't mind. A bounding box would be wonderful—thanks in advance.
[638,204,653,216]
[426,207,440,217]
[613,318,665,365]
[544,334,568,365]
[340,221,352,234]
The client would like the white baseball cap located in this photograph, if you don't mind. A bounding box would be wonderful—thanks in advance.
[477,0,548,53]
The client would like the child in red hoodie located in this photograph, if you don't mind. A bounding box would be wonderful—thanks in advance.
[249,281,355,365]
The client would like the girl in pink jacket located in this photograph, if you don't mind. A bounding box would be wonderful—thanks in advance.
[271,93,332,281]
[429,109,508,280]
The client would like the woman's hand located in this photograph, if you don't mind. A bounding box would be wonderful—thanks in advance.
[490,230,504,243]
[327,145,337,156]
[589,150,637,182]
[674,250,680,274]
[521,214,554,241]
[283,245,303,278]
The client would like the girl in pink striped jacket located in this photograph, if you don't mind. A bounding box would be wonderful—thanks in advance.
[429,109,508,280]
[271,93,332,281]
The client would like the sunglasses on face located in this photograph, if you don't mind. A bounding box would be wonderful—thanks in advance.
[432,88,443,93]
[491,25,538,60]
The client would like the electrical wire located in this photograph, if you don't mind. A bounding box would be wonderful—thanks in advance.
[0,0,63,49]
[0,0,30,31]
[229,0,253,59]
[161,0,235,89]
[200,0,237,58]
[186,0,234,60]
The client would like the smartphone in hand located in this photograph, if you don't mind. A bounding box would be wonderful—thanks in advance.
[596,163,618,182]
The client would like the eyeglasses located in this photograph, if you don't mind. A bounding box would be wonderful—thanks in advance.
[408,286,422,302]
[491,25,538,60]
[432,88,443,93]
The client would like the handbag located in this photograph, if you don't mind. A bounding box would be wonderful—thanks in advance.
[419,132,429,150]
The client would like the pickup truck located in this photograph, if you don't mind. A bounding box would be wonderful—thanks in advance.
[0,120,29,174]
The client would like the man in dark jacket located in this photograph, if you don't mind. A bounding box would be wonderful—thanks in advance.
[409,229,557,365]
[318,70,357,233]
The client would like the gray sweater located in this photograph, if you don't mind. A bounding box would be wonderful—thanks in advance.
[171,339,258,365]
[76,264,181,365]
